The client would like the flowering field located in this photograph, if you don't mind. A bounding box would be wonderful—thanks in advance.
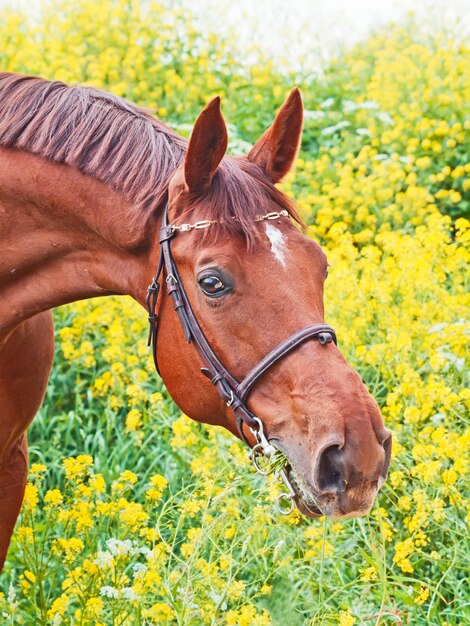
[1,1,469,624]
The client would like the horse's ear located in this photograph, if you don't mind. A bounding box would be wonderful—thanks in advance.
[248,88,303,183]
[184,96,228,193]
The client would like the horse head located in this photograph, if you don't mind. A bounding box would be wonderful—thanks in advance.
[154,90,392,518]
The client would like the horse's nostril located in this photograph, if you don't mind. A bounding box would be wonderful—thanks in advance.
[316,444,345,494]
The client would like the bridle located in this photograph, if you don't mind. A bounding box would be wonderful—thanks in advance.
[146,201,337,514]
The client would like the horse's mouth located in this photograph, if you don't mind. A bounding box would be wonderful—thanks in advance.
[267,440,323,517]
[284,463,323,518]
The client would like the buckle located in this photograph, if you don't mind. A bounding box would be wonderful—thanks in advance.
[159,225,175,242]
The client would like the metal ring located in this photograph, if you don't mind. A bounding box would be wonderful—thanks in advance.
[251,444,274,475]
[276,492,295,515]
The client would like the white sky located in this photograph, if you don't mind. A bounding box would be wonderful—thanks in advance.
[181,0,470,69]
[2,0,469,70]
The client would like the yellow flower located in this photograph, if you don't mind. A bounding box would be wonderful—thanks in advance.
[44,489,63,507]
[225,605,271,625]
[47,594,69,620]
[180,499,204,517]
[171,414,199,449]
[62,455,93,480]
[23,483,38,511]
[218,555,232,570]
[144,602,174,621]
[146,474,168,501]
[90,473,106,494]
[126,408,142,432]
[393,538,415,573]
[224,525,236,539]
[84,597,104,618]
[415,586,430,605]
[112,470,138,493]
[53,537,85,562]
[360,566,377,581]
[338,610,356,626]
[442,468,457,485]
[140,527,160,542]
[150,392,164,404]
[119,470,138,484]
[23,570,36,583]
[30,463,47,475]
[390,470,404,489]
[119,501,149,530]
[227,579,245,599]
[17,526,33,542]
[93,371,114,395]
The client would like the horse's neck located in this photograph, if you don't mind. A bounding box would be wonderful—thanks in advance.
[0,148,159,334]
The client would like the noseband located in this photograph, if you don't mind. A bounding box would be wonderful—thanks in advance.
[146,202,337,514]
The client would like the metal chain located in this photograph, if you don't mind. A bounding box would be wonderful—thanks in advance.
[254,210,289,222]
[171,219,217,233]
[171,210,289,234]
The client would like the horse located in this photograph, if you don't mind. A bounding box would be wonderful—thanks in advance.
[0,72,392,571]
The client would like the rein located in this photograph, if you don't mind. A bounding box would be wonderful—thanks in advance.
[146,202,337,514]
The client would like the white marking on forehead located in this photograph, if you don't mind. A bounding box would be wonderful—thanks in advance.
[264,223,287,267]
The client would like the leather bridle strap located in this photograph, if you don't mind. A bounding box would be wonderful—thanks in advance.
[236,324,336,402]
[147,201,337,444]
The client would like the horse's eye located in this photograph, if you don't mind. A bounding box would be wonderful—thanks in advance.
[198,274,227,297]
[325,268,329,279]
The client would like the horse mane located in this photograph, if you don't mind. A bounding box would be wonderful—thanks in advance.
[0,72,299,243]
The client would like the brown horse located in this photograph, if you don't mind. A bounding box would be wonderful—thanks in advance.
[0,72,391,571]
